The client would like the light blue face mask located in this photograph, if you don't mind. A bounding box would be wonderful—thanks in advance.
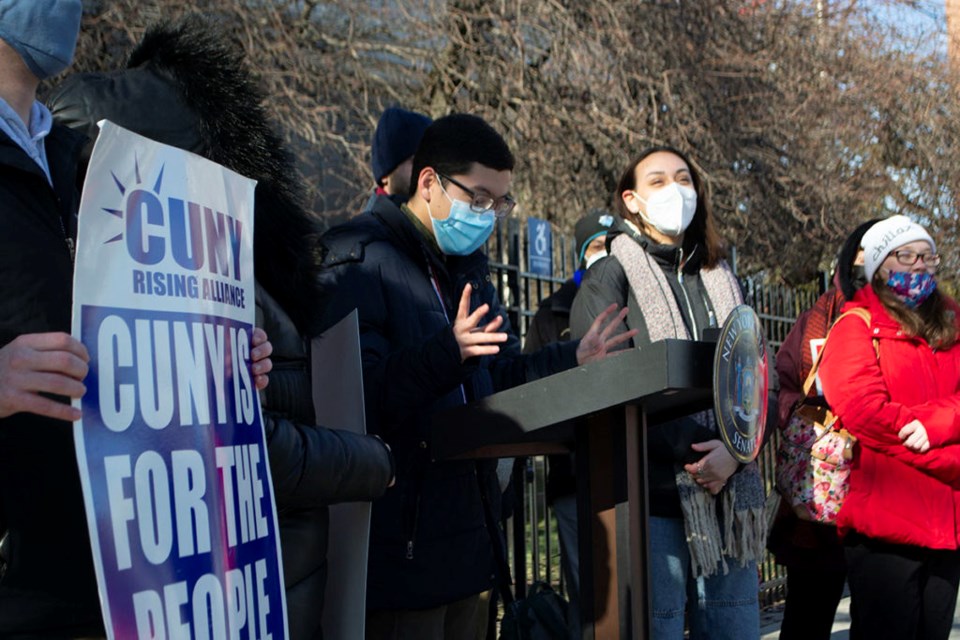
[0,0,82,80]
[429,184,496,256]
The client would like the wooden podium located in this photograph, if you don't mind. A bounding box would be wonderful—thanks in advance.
[432,339,716,640]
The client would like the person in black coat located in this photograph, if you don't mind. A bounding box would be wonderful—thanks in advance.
[525,209,616,350]
[767,220,877,640]
[0,8,275,637]
[0,4,98,635]
[521,208,615,637]
[316,113,635,639]
[47,17,394,640]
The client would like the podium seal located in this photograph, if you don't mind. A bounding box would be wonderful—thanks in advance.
[713,305,769,463]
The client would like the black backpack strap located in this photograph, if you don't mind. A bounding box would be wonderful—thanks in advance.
[478,463,516,606]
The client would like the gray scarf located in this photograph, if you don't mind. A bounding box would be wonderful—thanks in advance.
[611,232,767,577]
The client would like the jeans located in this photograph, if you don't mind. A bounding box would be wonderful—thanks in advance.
[649,516,760,640]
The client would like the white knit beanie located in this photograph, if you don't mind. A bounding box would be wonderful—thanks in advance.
[861,215,936,282]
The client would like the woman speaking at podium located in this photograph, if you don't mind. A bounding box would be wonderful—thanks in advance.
[570,146,767,639]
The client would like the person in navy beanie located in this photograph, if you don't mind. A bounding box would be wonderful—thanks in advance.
[365,106,432,210]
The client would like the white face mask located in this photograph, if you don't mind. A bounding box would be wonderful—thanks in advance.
[584,250,607,270]
[631,182,697,237]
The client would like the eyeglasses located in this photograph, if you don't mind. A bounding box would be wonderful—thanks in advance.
[892,249,942,268]
[437,173,516,218]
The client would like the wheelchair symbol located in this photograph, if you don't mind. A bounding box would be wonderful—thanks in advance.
[535,224,548,256]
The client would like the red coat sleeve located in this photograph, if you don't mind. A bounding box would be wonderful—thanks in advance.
[820,313,914,445]
[820,311,960,485]
[910,395,960,448]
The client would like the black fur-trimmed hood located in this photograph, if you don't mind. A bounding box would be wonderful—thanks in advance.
[48,15,321,333]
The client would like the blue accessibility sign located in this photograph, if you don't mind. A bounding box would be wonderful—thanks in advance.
[527,218,552,277]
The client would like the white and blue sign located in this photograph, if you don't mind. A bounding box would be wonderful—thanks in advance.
[527,217,552,277]
[71,122,287,640]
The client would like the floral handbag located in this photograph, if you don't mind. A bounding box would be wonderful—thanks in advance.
[775,308,874,524]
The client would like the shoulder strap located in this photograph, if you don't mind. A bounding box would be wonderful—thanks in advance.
[801,308,873,397]
[477,466,516,606]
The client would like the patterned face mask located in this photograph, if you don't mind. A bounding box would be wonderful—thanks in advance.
[885,270,937,309]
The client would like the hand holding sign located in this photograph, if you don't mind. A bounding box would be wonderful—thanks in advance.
[0,332,89,421]
[250,327,273,391]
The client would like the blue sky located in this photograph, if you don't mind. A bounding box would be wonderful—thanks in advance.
[866,0,947,55]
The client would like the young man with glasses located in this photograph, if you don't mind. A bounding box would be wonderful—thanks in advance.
[316,113,634,639]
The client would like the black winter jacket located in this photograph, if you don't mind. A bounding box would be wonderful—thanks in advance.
[0,125,108,637]
[570,228,778,518]
[316,197,578,611]
[523,277,578,351]
[570,226,774,517]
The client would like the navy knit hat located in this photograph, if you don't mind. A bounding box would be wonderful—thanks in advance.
[0,0,82,80]
[371,107,432,184]
[574,209,616,265]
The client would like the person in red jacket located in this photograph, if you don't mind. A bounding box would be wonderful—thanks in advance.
[820,214,960,640]
[768,218,877,640]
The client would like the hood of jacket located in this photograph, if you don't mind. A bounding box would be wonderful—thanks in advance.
[46,16,321,334]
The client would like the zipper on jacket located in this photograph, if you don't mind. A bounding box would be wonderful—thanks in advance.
[60,219,75,262]
[703,293,717,328]
[48,182,74,262]
[676,248,700,340]
[406,493,421,560]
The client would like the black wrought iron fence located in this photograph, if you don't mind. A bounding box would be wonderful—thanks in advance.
[484,219,826,608]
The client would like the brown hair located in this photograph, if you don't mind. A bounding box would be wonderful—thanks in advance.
[872,273,958,350]
[614,145,727,269]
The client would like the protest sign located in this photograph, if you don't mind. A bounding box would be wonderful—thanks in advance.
[311,310,369,640]
[71,121,287,639]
